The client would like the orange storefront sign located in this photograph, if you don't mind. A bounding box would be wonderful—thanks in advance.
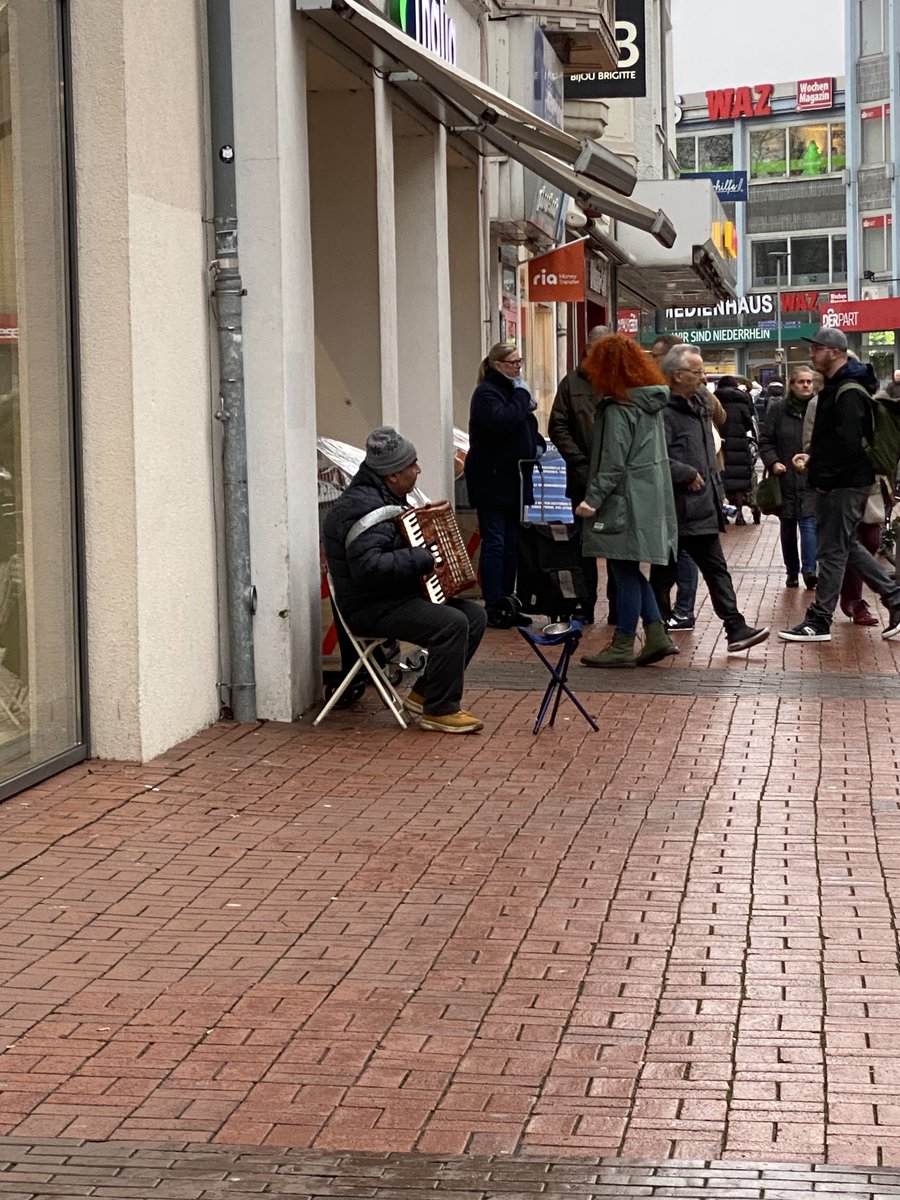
[528,240,586,303]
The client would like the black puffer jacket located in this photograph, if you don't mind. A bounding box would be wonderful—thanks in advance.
[663,391,727,536]
[758,395,817,520]
[717,385,756,497]
[808,358,877,491]
[465,368,544,509]
[321,463,433,621]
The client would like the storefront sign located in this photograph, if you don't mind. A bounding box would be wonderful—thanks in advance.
[820,297,900,334]
[530,180,565,241]
[0,313,17,343]
[682,170,748,202]
[797,77,833,112]
[863,213,893,230]
[564,0,646,99]
[705,83,773,121]
[861,102,890,121]
[829,290,848,303]
[588,256,609,299]
[528,240,586,302]
[670,324,819,346]
[665,291,823,321]
[617,308,640,336]
[388,0,457,65]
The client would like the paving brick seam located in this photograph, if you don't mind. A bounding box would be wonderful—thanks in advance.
[4,1141,900,1197]
[465,664,900,699]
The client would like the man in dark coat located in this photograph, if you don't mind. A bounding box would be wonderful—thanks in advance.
[649,346,770,654]
[323,427,486,733]
[779,328,900,642]
[548,325,612,622]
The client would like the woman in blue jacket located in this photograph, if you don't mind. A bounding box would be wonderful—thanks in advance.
[464,343,544,627]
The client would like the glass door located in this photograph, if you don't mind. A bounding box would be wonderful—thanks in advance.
[0,0,85,796]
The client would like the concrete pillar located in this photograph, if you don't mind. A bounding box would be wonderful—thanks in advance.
[374,74,400,427]
[308,80,382,447]
[72,0,218,759]
[232,1,322,720]
[447,155,484,431]
[395,121,455,505]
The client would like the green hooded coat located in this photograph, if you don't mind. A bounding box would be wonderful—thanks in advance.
[581,385,678,567]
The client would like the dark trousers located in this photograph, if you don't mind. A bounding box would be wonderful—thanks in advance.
[840,520,881,611]
[650,533,745,637]
[808,487,900,627]
[476,506,519,605]
[345,596,486,716]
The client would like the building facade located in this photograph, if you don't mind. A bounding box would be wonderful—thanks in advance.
[656,75,848,380]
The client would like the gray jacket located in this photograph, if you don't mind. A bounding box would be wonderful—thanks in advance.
[663,390,727,536]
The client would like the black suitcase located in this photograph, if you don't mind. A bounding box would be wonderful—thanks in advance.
[517,457,587,621]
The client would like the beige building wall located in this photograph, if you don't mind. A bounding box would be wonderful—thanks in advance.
[71,0,219,760]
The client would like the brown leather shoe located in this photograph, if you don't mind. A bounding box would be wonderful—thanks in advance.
[852,601,879,627]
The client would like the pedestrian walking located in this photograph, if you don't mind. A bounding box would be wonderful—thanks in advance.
[649,345,770,654]
[779,328,900,643]
[758,365,818,590]
[574,334,678,669]
[716,376,759,524]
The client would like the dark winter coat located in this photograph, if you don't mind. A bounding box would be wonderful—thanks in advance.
[321,462,433,621]
[464,368,544,510]
[548,366,600,503]
[716,386,756,497]
[758,394,817,520]
[663,389,727,536]
[807,358,877,491]
[581,386,677,566]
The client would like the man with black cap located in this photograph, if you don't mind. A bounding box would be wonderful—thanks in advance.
[779,327,900,643]
[322,427,487,733]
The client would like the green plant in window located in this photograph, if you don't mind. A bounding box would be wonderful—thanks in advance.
[796,141,826,175]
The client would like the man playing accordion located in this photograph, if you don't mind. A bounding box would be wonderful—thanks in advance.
[322,426,486,734]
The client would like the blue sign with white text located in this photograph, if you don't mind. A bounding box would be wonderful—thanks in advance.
[682,170,749,203]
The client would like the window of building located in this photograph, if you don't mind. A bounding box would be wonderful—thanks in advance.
[749,121,845,180]
[859,0,888,56]
[750,234,848,288]
[791,236,830,285]
[676,133,733,174]
[0,0,84,793]
[696,133,733,172]
[862,215,892,276]
[860,103,889,164]
[676,137,695,172]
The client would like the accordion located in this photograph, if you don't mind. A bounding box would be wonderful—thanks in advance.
[397,501,477,604]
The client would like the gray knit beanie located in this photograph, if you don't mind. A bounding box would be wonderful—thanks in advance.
[364,426,417,475]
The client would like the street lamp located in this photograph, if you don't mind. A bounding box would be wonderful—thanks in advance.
[768,251,790,380]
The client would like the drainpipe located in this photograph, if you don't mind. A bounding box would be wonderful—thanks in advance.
[207,0,257,723]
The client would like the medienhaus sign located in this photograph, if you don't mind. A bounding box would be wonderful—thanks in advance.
[565,0,645,99]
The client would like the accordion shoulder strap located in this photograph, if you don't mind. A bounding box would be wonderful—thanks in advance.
[345,504,405,549]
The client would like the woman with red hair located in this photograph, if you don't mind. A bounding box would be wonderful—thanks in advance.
[575,334,679,668]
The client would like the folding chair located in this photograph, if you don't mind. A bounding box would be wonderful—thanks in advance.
[314,571,408,729]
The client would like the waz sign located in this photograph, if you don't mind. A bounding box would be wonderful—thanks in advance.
[389,0,457,65]
[705,83,774,121]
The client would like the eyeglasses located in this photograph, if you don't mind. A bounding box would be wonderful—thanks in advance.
[502,358,523,367]
[679,367,704,375]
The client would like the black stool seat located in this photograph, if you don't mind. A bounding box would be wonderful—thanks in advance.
[517,620,599,735]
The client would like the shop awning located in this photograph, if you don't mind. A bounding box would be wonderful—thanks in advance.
[295,0,676,246]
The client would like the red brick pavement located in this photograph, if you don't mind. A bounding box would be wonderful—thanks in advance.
[2,518,900,1175]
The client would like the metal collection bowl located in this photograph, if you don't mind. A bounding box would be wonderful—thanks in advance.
[542,621,574,637]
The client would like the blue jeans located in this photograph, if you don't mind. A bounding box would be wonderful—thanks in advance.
[673,549,698,618]
[779,515,816,578]
[808,487,900,627]
[477,506,519,605]
[608,559,662,636]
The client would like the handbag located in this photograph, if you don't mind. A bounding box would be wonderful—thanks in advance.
[756,471,783,515]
